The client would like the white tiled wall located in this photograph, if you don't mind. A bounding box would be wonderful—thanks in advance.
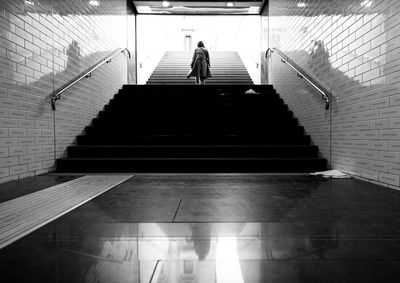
[265,0,400,189]
[0,0,130,184]
[235,16,261,84]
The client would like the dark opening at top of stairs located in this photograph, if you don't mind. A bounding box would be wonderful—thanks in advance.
[56,85,327,173]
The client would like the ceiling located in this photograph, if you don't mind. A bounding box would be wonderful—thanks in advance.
[131,1,267,15]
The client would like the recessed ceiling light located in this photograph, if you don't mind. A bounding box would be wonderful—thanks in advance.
[249,6,259,13]
[138,6,152,13]
[89,0,100,6]
[226,2,234,7]
[297,2,307,8]
[162,1,170,7]
[361,0,372,7]
[24,0,34,5]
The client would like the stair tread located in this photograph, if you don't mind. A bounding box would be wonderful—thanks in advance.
[70,145,316,148]
[79,134,310,138]
[60,157,325,160]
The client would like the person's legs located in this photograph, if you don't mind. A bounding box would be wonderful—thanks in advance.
[195,76,200,84]
[200,78,205,85]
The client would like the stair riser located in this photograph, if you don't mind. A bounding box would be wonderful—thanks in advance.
[76,135,312,146]
[149,76,252,79]
[104,101,288,109]
[104,104,288,113]
[151,72,251,74]
[110,96,284,102]
[121,85,274,90]
[108,98,285,104]
[85,126,303,135]
[57,159,327,173]
[119,88,276,95]
[67,146,319,158]
[94,118,296,126]
[147,80,254,82]
[100,108,290,117]
[93,111,297,122]
[115,92,278,97]
[117,89,277,96]
[151,76,252,79]
[150,83,253,85]
[98,113,292,121]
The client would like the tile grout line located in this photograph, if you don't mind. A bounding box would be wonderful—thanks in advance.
[149,260,162,283]
[172,198,182,223]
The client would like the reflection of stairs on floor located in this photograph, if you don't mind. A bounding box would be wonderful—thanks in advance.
[147,51,254,85]
[56,85,327,173]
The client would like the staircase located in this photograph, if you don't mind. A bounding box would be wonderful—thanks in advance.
[147,51,254,85]
[56,85,327,173]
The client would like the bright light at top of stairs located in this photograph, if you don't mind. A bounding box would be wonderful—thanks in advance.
[297,2,307,8]
[226,2,235,7]
[249,6,259,13]
[162,1,170,7]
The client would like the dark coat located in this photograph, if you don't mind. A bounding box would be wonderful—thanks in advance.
[188,47,212,79]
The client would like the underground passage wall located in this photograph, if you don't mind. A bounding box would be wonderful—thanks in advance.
[264,0,400,189]
[0,0,134,184]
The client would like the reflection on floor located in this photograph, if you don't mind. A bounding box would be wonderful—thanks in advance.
[0,174,400,282]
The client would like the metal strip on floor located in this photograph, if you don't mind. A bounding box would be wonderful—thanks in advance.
[0,174,133,249]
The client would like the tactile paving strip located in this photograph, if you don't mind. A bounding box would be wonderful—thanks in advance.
[0,174,133,249]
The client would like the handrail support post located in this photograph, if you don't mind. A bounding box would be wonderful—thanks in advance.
[123,48,131,59]
[51,96,56,111]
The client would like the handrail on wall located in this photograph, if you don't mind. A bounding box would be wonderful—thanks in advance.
[51,48,131,110]
[266,47,330,110]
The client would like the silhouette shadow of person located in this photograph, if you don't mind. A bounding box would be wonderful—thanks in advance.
[190,223,211,261]
[66,40,81,71]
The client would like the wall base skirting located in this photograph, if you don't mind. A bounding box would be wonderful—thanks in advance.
[351,175,400,192]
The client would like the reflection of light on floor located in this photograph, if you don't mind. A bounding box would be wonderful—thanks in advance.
[216,237,244,283]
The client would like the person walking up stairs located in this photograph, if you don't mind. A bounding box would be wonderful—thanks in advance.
[187,41,212,85]
[147,50,253,85]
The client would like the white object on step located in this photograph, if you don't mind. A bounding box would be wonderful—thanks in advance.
[311,169,351,178]
[245,88,259,94]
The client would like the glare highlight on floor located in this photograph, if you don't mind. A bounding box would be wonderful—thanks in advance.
[216,237,245,283]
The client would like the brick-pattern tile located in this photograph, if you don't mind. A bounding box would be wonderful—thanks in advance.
[265,0,400,189]
[0,0,130,184]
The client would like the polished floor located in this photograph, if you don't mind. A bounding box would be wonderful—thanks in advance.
[0,174,400,282]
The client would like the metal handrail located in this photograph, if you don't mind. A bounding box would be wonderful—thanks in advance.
[51,48,131,110]
[266,47,330,110]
